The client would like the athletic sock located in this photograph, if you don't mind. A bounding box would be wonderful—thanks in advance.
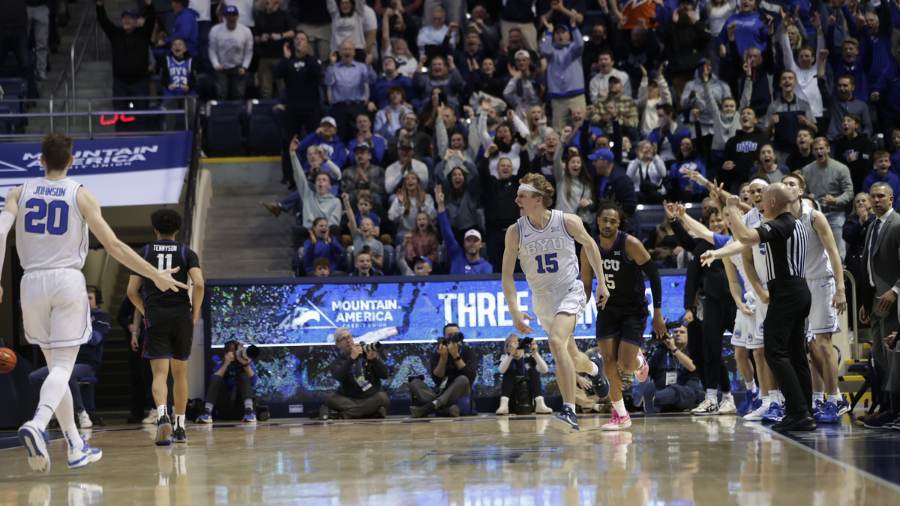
[813,391,824,404]
[588,361,599,377]
[722,392,734,402]
[204,402,214,413]
[175,414,185,429]
[745,381,757,392]
[157,405,168,419]
[706,389,718,403]
[759,395,771,406]
[827,393,843,403]
[611,400,627,417]
[770,390,783,404]
[243,399,254,410]
[563,402,576,412]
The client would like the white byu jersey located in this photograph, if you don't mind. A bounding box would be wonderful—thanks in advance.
[742,207,770,285]
[516,210,581,295]
[15,178,89,272]
[799,201,833,280]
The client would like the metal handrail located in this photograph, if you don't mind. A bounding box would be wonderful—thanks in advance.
[845,269,860,360]
[51,6,93,98]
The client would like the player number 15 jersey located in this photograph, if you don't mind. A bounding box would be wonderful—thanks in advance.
[516,210,581,295]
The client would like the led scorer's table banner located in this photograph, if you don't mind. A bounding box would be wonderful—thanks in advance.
[0,132,192,206]
[206,274,687,347]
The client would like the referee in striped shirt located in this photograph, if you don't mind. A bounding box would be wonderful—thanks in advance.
[709,183,816,432]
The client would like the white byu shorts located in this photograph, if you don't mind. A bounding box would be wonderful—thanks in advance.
[752,296,768,348]
[732,291,764,350]
[21,269,92,349]
[533,281,587,335]
[806,276,840,339]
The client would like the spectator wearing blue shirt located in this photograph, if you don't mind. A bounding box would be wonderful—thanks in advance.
[29,286,109,428]
[325,39,376,141]
[347,113,387,166]
[298,117,347,171]
[632,323,703,414]
[373,56,414,108]
[160,0,199,56]
[647,104,692,166]
[717,0,769,59]
[301,217,346,275]
[863,151,900,210]
[538,9,585,131]
[671,137,708,202]
[435,186,493,274]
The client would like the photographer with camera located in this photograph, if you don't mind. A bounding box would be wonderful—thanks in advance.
[409,323,477,418]
[322,328,391,419]
[196,340,259,424]
[496,335,552,415]
[631,322,703,415]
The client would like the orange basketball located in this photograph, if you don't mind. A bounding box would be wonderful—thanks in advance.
[0,348,16,374]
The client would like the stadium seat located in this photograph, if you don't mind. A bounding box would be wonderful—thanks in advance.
[246,99,281,155]
[203,100,246,156]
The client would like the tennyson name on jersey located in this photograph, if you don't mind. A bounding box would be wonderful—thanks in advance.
[521,237,567,255]
[153,244,179,252]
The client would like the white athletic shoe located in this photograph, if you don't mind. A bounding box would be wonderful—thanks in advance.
[18,421,50,473]
[743,402,771,421]
[718,397,737,415]
[77,410,93,429]
[142,410,159,425]
[534,396,553,414]
[495,397,509,415]
[692,399,719,416]
[66,434,102,469]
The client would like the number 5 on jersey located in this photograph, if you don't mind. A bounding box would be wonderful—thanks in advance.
[535,253,558,274]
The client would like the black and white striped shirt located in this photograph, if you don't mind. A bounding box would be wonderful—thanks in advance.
[757,212,808,281]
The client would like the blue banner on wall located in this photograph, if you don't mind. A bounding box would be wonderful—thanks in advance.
[206,274,687,347]
[0,132,192,206]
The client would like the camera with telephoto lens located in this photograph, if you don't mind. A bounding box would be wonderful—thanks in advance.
[439,332,465,346]
[518,337,534,350]
[360,342,382,354]
[226,340,260,362]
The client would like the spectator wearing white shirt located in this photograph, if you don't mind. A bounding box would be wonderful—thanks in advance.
[626,141,668,203]
[589,50,631,104]
[208,5,253,99]
[416,5,458,60]
[327,0,367,54]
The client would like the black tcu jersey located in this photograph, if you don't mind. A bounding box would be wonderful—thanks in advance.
[598,231,646,308]
[140,240,199,309]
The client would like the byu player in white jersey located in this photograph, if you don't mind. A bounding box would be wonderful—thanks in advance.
[501,173,610,430]
[0,134,186,473]
[704,179,784,421]
[782,173,848,423]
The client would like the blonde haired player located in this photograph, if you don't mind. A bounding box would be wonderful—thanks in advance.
[0,133,186,472]
[501,173,610,430]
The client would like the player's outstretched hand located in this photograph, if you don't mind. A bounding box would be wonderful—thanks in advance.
[513,313,534,334]
[153,267,189,292]
[700,250,717,267]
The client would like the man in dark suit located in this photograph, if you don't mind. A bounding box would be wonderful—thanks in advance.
[859,182,900,428]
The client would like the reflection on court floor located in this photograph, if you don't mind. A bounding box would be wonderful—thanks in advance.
[1,415,899,505]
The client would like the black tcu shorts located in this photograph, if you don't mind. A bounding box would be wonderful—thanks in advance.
[142,305,193,361]
[596,304,648,346]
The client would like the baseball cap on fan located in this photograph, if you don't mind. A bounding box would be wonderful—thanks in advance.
[320,116,337,128]
[464,229,482,241]
[223,4,239,16]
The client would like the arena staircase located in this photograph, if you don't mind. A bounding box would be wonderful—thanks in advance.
[201,160,296,279]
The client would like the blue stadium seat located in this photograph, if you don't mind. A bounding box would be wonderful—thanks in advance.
[204,100,245,156]
[246,99,281,155]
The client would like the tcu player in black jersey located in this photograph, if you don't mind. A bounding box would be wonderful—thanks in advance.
[580,201,667,430]
[127,210,204,445]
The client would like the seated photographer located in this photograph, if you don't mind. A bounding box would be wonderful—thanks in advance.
[29,286,109,429]
[409,324,476,418]
[631,322,703,414]
[322,328,391,419]
[196,341,258,424]
[495,335,552,415]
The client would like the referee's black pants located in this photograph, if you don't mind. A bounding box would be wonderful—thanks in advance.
[763,279,813,418]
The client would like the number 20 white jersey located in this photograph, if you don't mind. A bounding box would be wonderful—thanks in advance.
[15,178,89,272]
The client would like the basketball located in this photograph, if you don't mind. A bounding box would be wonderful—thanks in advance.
[0,348,16,374]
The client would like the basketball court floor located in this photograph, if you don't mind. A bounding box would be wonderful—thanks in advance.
[1,414,899,505]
